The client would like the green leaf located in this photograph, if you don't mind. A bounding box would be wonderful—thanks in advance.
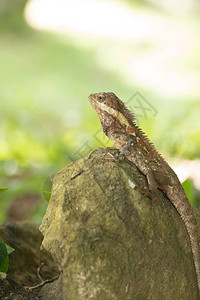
[5,244,15,255]
[182,179,195,205]
[0,188,8,194]
[0,237,9,273]
[42,174,54,202]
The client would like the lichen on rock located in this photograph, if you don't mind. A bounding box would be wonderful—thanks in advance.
[40,149,199,300]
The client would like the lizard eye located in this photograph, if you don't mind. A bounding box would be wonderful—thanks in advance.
[98,96,102,100]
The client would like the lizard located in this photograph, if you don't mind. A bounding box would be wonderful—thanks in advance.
[88,91,200,296]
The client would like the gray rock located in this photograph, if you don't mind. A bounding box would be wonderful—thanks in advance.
[40,149,199,300]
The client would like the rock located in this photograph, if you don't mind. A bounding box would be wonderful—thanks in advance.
[38,275,63,300]
[0,272,38,300]
[0,222,60,299]
[40,149,199,299]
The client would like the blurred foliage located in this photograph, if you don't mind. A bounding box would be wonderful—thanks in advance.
[182,179,195,206]
[0,0,28,31]
[0,0,200,222]
[122,0,152,8]
[0,188,8,194]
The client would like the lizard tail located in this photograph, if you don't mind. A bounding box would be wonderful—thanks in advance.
[172,194,200,295]
[184,210,200,295]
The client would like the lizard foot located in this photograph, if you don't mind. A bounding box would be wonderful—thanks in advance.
[135,186,157,205]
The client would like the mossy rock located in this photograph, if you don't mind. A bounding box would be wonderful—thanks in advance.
[40,149,199,300]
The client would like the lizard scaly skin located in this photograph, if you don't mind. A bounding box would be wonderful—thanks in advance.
[89,91,200,295]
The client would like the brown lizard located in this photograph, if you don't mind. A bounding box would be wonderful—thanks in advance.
[89,91,200,295]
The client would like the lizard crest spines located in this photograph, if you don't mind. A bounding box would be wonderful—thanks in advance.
[133,123,165,161]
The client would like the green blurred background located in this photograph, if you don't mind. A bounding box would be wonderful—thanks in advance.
[0,0,200,222]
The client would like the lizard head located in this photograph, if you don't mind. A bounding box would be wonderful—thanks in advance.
[89,92,123,113]
[88,92,135,127]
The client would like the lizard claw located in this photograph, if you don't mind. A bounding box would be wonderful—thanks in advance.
[135,186,157,205]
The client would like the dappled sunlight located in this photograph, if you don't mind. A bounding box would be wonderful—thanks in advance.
[25,0,200,98]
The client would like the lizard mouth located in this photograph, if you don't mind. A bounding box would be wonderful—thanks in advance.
[88,94,100,110]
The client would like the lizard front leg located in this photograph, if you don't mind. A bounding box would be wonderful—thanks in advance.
[118,140,159,202]
[108,132,159,202]
[137,170,159,202]
[117,139,134,160]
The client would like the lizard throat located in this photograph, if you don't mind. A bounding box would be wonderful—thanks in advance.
[91,99,131,129]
